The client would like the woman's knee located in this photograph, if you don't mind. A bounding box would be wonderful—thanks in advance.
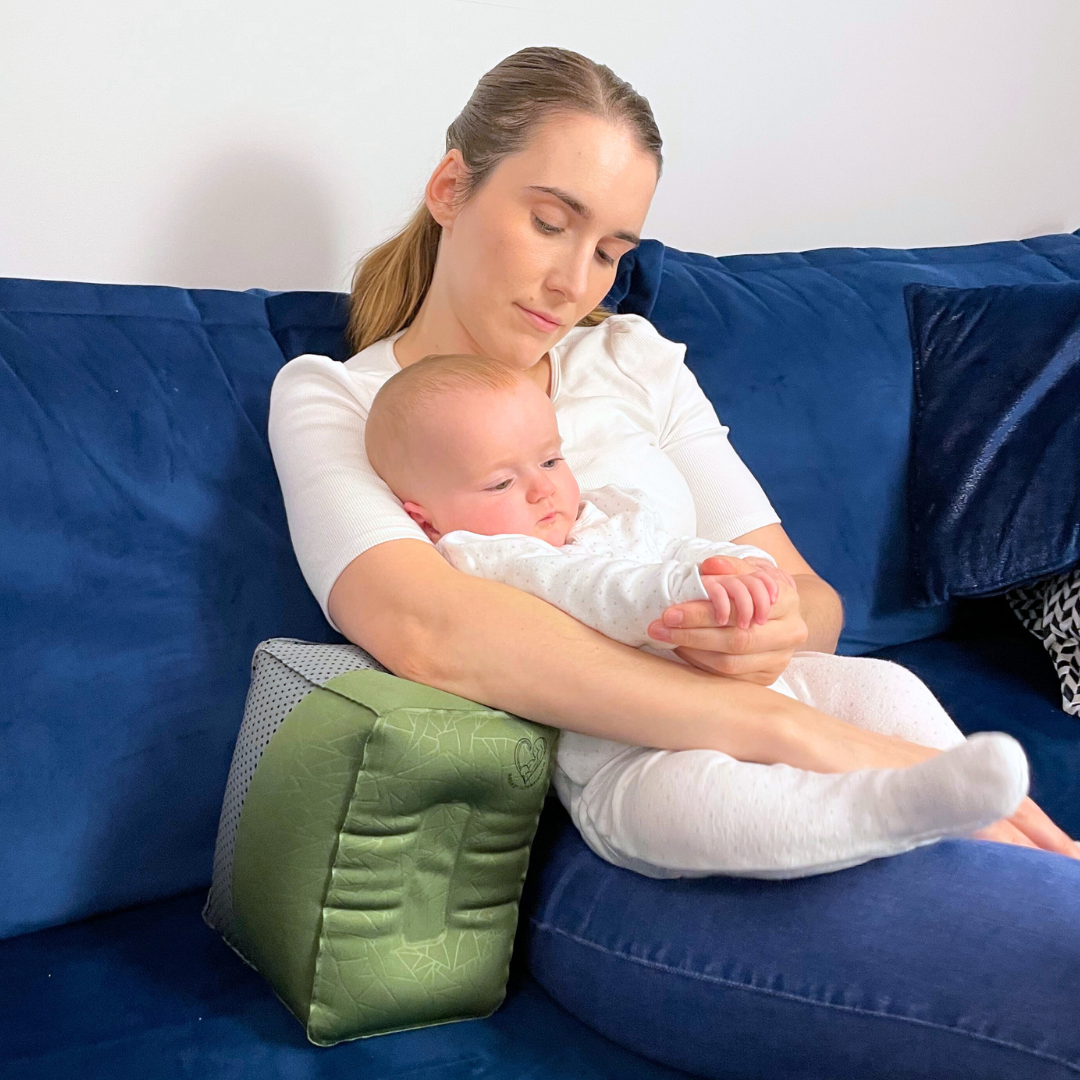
[524,814,1080,1079]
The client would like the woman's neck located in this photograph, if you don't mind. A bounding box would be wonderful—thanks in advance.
[392,297,479,369]
[391,294,552,397]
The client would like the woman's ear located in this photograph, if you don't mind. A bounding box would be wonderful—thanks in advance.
[402,500,442,544]
[425,150,468,231]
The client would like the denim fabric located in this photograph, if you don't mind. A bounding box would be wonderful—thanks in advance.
[523,597,1080,1078]
[905,282,1080,605]
[524,803,1080,1080]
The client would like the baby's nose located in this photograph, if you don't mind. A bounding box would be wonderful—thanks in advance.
[530,474,556,499]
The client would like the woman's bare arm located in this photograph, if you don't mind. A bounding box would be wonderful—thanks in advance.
[328,538,932,773]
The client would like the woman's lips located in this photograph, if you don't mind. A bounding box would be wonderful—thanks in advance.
[517,304,561,333]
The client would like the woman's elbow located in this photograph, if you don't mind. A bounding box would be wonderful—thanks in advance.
[331,600,442,684]
[326,544,465,687]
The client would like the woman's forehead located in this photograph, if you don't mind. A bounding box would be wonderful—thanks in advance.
[491,114,656,224]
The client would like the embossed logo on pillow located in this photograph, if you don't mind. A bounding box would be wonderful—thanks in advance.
[508,736,548,788]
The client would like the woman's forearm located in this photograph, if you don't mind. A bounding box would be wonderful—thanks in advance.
[435,579,928,773]
[330,540,930,774]
[794,572,844,654]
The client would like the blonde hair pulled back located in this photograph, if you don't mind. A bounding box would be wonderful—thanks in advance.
[346,46,663,353]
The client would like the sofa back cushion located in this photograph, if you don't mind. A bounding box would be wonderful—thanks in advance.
[6,230,1080,937]
[905,281,1080,605]
[606,232,1080,652]
[0,279,338,938]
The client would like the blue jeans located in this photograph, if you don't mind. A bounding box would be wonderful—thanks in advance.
[522,801,1080,1079]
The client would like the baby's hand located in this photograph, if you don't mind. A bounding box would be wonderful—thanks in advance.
[698,556,795,630]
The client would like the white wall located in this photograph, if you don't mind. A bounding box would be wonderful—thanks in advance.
[2,0,1078,292]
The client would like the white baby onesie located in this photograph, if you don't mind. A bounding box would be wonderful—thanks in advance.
[437,486,1029,879]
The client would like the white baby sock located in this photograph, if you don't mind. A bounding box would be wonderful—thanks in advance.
[559,731,1030,880]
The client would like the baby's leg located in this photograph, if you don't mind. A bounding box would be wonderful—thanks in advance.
[553,730,1029,880]
[783,652,966,749]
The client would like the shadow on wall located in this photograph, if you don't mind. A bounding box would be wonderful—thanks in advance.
[147,147,345,293]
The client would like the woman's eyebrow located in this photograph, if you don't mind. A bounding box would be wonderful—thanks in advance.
[527,185,640,246]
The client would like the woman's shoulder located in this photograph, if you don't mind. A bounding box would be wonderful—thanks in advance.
[555,313,688,396]
[270,336,400,415]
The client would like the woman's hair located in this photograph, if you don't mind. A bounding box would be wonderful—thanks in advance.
[346,46,663,353]
[365,352,526,493]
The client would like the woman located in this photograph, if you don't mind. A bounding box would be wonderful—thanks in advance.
[269,47,1080,1080]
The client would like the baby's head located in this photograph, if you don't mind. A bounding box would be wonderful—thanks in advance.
[366,353,581,545]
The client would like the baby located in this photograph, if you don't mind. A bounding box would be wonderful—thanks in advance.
[364,352,1030,879]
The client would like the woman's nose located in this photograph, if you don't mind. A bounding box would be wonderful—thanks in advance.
[547,244,592,304]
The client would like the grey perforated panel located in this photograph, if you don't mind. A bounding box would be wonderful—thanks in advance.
[203,638,387,933]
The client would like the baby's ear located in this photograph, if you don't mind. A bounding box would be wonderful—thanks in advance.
[402,500,442,544]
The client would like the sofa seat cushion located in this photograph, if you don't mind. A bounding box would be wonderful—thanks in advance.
[0,890,692,1080]
[869,596,1080,839]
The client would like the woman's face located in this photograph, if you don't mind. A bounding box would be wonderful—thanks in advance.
[429,112,658,369]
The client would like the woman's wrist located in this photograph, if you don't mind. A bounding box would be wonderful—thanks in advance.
[776,705,941,773]
[792,572,843,654]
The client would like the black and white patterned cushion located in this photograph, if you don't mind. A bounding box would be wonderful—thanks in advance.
[1007,568,1080,717]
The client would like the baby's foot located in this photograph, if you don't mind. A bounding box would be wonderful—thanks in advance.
[871,731,1029,842]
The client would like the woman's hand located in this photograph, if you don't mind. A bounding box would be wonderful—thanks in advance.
[648,555,808,683]
[976,796,1080,859]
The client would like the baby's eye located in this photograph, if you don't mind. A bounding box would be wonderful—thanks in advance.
[541,457,562,469]
[489,479,513,492]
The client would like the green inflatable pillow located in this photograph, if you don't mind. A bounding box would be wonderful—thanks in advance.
[204,639,556,1046]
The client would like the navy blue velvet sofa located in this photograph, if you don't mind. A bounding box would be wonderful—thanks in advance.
[3,230,1080,1078]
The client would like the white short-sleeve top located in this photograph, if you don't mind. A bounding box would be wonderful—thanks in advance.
[268,313,780,625]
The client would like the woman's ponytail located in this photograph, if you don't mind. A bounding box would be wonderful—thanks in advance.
[346,203,442,353]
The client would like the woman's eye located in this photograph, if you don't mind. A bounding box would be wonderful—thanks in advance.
[596,248,615,267]
[533,214,561,235]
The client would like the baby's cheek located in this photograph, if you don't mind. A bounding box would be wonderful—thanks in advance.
[461,499,531,538]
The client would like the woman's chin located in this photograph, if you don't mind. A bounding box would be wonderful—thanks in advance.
[486,313,567,367]
[504,335,552,369]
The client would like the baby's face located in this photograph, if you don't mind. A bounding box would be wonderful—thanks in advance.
[402,380,581,546]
